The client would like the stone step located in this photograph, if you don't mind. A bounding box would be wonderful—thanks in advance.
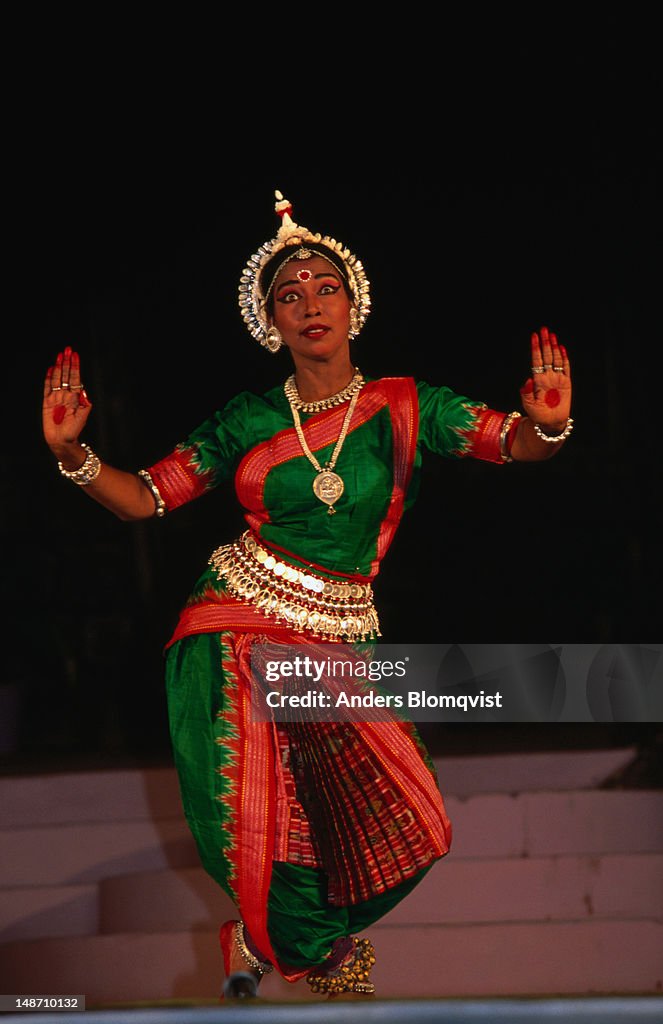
[445,790,663,860]
[0,920,660,1004]
[6,846,660,944]
[0,749,637,830]
[2,789,662,890]
[97,853,663,935]
[99,868,233,936]
[435,747,636,798]
[0,767,182,829]
[0,883,98,942]
[0,818,198,888]
[371,921,663,999]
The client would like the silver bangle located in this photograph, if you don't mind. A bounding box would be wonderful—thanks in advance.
[138,468,167,518]
[499,410,522,462]
[57,443,101,486]
[533,417,574,443]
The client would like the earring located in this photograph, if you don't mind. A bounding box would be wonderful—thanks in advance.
[348,307,361,339]
[264,326,283,353]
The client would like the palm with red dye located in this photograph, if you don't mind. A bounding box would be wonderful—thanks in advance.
[519,327,572,430]
[42,346,92,451]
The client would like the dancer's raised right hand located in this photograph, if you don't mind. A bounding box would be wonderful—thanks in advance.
[43,346,92,462]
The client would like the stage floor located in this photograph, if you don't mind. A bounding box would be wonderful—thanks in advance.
[3,997,663,1024]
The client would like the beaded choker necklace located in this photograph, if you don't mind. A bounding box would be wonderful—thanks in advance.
[283,369,365,413]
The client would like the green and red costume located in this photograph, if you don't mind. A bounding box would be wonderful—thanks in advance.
[146,377,511,980]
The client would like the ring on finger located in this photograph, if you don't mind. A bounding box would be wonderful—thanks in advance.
[553,365,564,372]
[69,384,85,391]
[51,386,63,391]
[532,366,545,374]
[61,382,71,389]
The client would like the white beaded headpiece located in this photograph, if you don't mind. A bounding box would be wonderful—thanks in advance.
[239,190,371,350]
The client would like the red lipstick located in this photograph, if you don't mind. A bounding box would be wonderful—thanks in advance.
[301,325,330,338]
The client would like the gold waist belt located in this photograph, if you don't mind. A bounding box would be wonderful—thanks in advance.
[208,532,381,643]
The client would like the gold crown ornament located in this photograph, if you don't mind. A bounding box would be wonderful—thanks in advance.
[238,190,371,351]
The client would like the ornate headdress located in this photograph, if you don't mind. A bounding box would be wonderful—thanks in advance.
[239,191,371,352]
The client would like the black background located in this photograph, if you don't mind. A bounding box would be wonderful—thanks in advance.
[4,12,661,767]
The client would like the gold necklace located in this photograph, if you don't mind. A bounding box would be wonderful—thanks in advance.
[288,389,361,514]
[284,369,364,412]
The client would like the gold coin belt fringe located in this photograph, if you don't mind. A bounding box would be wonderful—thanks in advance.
[306,937,377,995]
[208,532,381,643]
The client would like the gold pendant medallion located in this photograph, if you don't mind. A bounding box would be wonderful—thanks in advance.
[312,470,344,510]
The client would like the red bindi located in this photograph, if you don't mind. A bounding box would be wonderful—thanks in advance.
[52,405,66,424]
[545,388,561,408]
[296,269,313,282]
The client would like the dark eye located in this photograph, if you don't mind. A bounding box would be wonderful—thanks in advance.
[319,283,340,295]
[277,290,299,304]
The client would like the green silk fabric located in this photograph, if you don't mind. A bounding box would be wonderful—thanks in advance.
[267,862,431,967]
[177,379,484,578]
[165,632,239,898]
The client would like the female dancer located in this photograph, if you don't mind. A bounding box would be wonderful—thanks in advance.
[42,192,572,999]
